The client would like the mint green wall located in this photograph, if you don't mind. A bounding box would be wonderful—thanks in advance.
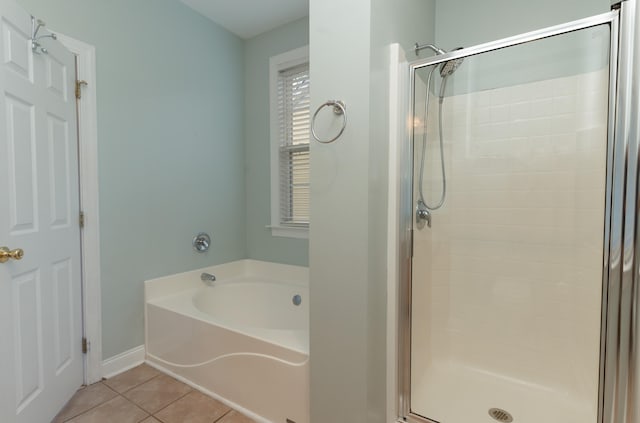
[309,0,434,421]
[431,0,611,97]
[309,0,372,419]
[435,0,610,49]
[16,0,246,358]
[244,18,309,267]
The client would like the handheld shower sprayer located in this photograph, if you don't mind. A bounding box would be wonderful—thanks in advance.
[414,43,465,78]
[414,43,465,229]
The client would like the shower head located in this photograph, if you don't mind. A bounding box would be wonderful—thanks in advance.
[414,41,465,76]
[439,47,464,77]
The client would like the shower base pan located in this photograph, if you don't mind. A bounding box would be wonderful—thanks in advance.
[411,361,595,423]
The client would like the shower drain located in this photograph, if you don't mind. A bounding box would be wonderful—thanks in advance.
[488,408,513,422]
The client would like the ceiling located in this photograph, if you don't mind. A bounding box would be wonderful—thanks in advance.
[180,0,309,39]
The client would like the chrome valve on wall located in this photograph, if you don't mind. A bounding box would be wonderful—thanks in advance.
[192,232,210,252]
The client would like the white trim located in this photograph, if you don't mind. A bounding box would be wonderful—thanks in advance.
[269,46,310,239]
[57,33,103,385]
[387,43,408,423]
[145,360,271,423]
[266,225,309,239]
[101,345,146,379]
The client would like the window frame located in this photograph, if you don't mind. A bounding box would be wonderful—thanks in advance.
[269,46,310,239]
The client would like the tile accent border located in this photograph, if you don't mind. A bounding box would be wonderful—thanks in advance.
[102,345,146,379]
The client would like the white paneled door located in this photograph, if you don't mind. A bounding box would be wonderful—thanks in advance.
[0,1,84,422]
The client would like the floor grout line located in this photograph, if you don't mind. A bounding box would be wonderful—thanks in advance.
[117,392,152,419]
[58,365,255,423]
[135,408,152,423]
[58,383,120,423]
[101,381,119,394]
[115,373,162,395]
[148,388,194,417]
[212,408,233,422]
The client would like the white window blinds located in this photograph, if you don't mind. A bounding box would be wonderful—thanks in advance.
[277,63,310,226]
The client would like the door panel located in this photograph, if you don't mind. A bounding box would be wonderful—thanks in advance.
[1,16,33,83]
[52,258,73,375]
[6,94,37,233]
[0,0,83,422]
[13,269,43,413]
[48,113,71,228]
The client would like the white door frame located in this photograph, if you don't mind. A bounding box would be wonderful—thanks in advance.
[56,33,102,385]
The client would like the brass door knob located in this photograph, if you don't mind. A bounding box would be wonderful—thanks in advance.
[0,247,24,263]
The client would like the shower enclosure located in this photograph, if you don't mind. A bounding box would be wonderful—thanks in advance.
[398,2,640,423]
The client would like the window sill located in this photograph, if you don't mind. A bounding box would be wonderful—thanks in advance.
[267,225,309,239]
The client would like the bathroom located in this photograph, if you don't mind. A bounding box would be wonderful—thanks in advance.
[0,0,639,422]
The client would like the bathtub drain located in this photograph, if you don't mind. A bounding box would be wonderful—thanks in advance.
[488,408,513,422]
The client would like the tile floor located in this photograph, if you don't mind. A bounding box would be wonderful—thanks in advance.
[52,364,255,423]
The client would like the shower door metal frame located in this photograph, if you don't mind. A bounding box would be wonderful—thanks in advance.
[397,3,640,422]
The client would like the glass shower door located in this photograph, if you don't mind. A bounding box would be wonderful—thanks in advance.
[409,21,612,423]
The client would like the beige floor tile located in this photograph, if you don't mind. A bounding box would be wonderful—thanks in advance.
[103,364,161,393]
[154,391,230,423]
[215,410,256,423]
[122,374,192,414]
[67,396,148,423]
[52,383,118,422]
[140,418,162,423]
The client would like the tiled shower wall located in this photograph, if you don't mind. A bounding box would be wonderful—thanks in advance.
[412,68,608,403]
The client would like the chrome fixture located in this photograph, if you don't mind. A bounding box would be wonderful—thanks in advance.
[311,100,347,144]
[415,200,431,229]
[200,272,216,285]
[414,43,446,56]
[30,16,57,54]
[437,47,465,103]
[414,44,464,227]
[439,47,465,78]
[192,232,210,252]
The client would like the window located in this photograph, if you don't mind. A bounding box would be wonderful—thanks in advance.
[269,47,310,238]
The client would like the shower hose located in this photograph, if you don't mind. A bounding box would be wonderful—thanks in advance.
[418,65,448,211]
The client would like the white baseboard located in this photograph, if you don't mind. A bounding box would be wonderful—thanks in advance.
[101,345,146,379]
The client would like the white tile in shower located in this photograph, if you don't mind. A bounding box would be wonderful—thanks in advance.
[412,68,609,404]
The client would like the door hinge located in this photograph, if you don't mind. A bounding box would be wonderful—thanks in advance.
[82,337,89,354]
[75,80,88,99]
[79,211,85,228]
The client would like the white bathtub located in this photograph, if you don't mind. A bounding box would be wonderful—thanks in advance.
[145,259,309,423]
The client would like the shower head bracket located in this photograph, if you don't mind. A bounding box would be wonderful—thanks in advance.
[414,42,447,56]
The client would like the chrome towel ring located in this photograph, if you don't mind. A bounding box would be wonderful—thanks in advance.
[311,100,347,144]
